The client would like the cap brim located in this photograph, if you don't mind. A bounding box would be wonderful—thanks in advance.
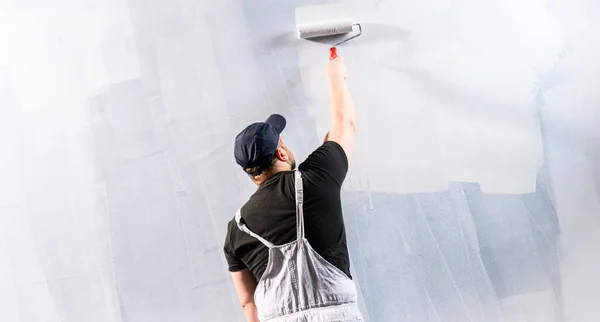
[265,114,286,134]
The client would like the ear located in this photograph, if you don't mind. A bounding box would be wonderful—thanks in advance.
[274,147,287,162]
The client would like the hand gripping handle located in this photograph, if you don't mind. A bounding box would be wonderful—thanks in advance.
[329,47,338,60]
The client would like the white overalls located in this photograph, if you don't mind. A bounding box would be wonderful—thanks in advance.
[235,170,364,322]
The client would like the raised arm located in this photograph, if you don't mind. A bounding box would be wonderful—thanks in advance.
[324,56,356,163]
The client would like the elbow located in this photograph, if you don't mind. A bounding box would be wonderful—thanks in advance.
[241,300,256,310]
[334,116,356,132]
[241,301,258,319]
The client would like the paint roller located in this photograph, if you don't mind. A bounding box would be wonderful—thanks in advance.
[296,19,362,60]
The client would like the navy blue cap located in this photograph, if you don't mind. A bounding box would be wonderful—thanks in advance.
[234,114,286,175]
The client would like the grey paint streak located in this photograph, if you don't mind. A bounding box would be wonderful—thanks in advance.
[1,0,599,322]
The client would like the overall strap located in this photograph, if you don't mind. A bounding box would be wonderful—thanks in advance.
[294,170,305,240]
[235,209,275,248]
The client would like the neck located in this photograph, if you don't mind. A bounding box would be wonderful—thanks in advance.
[255,164,290,186]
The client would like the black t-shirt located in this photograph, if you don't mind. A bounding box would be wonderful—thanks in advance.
[223,141,352,281]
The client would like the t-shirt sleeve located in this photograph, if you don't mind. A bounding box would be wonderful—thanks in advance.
[223,222,246,272]
[299,141,349,187]
[224,246,246,272]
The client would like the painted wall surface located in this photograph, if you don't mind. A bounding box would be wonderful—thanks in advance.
[0,0,599,321]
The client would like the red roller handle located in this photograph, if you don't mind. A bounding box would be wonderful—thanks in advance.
[329,47,338,60]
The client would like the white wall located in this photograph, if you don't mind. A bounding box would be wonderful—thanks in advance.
[0,0,598,321]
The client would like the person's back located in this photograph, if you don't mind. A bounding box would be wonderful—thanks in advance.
[223,55,362,321]
[225,140,351,282]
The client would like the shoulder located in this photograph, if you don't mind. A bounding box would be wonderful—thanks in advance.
[224,204,246,245]
[235,194,272,232]
[316,141,348,163]
[301,141,348,167]
[226,216,238,232]
[299,141,349,186]
[324,140,347,155]
[224,216,238,245]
